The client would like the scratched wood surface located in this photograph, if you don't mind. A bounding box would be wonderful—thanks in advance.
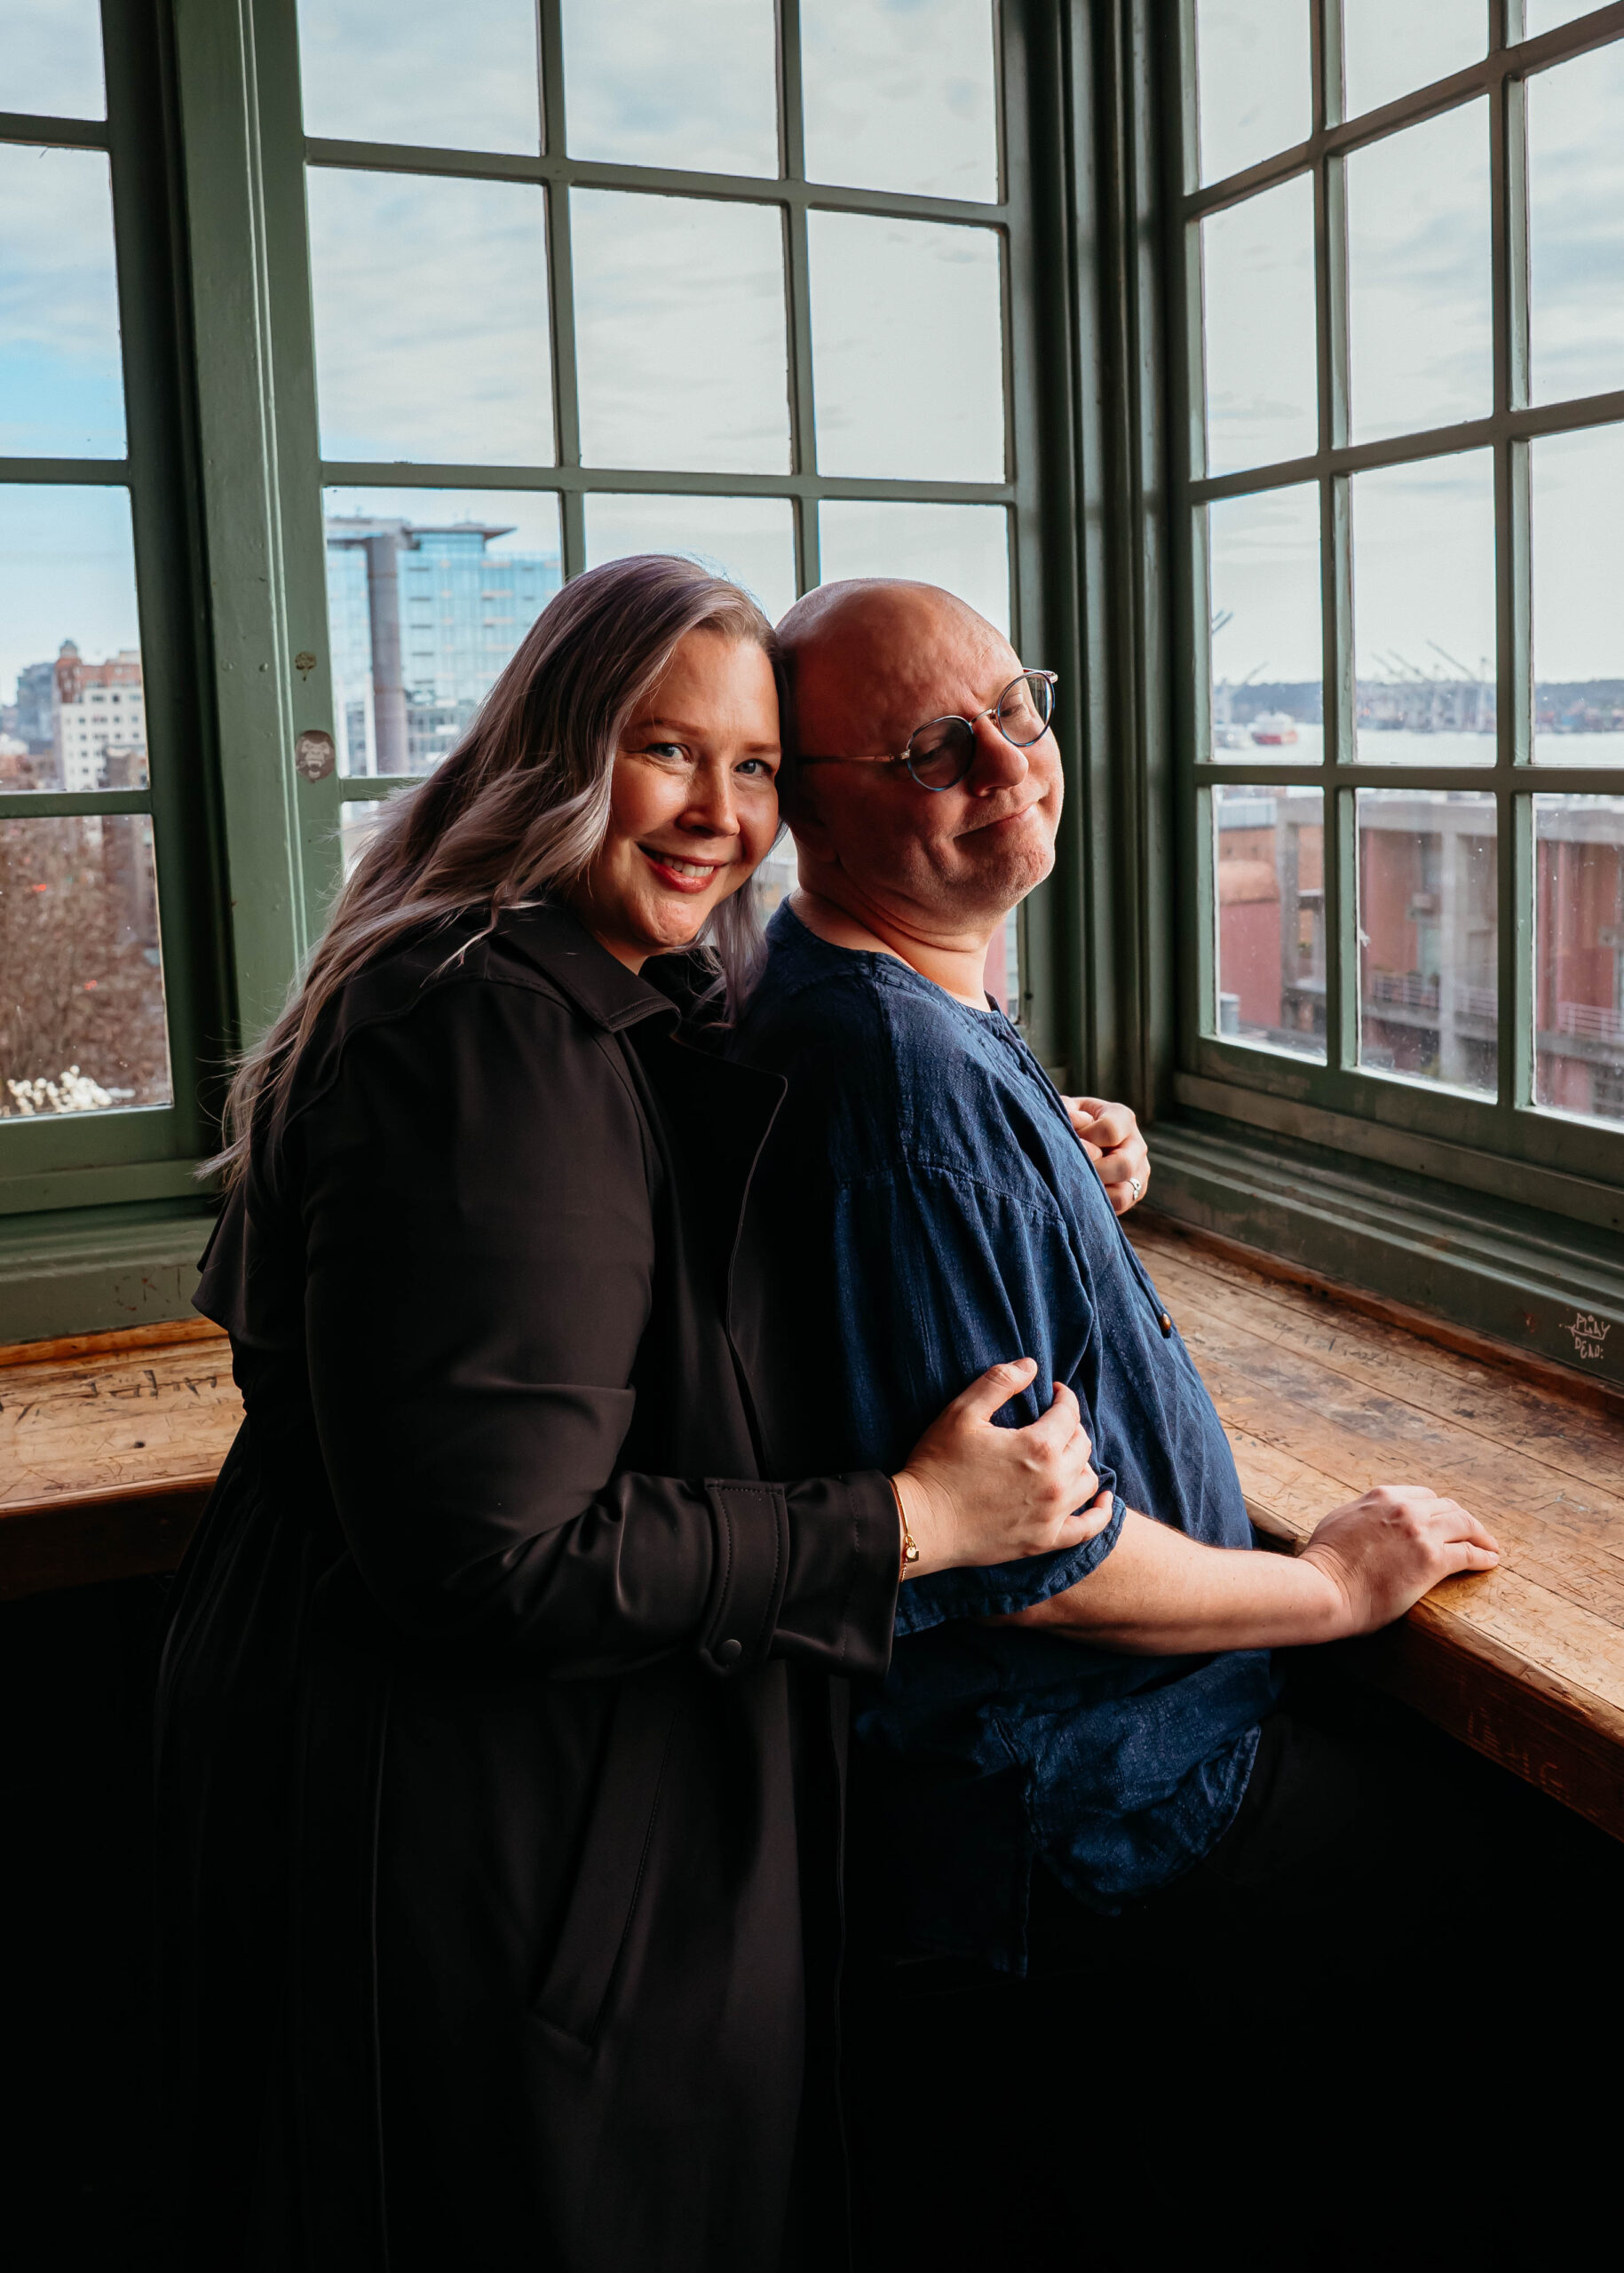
[1130,1216,1624,1836]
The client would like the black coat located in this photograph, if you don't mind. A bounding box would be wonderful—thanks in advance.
[154,901,899,2271]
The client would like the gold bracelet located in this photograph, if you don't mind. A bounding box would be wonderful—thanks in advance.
[890,1477,920,1580]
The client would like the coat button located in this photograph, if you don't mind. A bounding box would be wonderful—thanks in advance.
[717,1638,743,1665]
[1159,1311,1173,1337]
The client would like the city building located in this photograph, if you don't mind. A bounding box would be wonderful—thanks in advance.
[51,642,147,794]
[326,517,564,775]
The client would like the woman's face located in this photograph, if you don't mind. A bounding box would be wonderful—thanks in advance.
[574,628,782,970]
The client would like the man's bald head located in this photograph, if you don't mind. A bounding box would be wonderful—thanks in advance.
[772,578,1063,939]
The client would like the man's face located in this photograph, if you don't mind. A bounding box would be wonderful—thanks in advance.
[786,588,1063,932]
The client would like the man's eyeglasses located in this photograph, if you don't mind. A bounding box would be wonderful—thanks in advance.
[797,669,1058,794]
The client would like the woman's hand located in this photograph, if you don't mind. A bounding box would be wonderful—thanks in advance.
[1299,1485,1500,1635]
[891,1358,1113,1580]
[1064,1097,1149,1216]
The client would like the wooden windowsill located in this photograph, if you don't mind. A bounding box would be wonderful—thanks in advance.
[1130,1214,1624,1843]
[7,1234,1624,1846]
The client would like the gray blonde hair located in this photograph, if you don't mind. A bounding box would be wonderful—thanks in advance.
[210,553,780,1185]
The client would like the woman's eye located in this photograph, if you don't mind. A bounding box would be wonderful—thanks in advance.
[645,741,685,762]
[736,757,778,780]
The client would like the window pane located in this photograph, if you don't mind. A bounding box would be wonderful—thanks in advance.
[1528,40,1624,408]
[1351,454,1495,764]
[583,495,796,622]
[0,487,142,795]
[0,815,170,1116]
[322,487,562,776]
[562,0,778,177]
[817,501,1010,635]
[1532,425,1624,765]
[0,142,124,458]
[808,214,1004,480]
[1342,0,1483,119]
[1525,4,1602,34]
[0,0,106,118]
[307,170,553,465]
[338,798,388,880]
[1358,789,1497,1096]
[572,192,789,474]
[1534,796,1624,1122]
[1200,175,1317,476]
[801,0,999,202]
[1213,784,1327,1060]
[296,0,540,153]
[1205,485,1322,760]
[1346,100,1491,444]
[1193,0,1311,189]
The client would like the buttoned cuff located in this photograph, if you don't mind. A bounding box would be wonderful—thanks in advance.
[698,1479,791,1676]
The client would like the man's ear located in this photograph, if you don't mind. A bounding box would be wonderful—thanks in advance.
[778,765,833,858]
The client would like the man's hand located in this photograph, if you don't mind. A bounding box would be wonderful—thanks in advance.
[1299,1485,1500,1634]
[1064,1097,1149,1216]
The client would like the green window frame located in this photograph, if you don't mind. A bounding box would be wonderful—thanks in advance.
[1165,2,1624,1238]
[0,1,229,1232]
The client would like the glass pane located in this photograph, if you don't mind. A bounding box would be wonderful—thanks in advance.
[801,0,999,202]
[1528,40,1624,408]
[808,214,1004,480]
[322,487,562,776]
[1213,784,1327,1059]
[1534,796,1624,1122]
[1205,485,1322,760]
[1,0,106,118]
[1351,454,1495,764]
[0,815,170,1116]
[338,797,390,880]
[306,170,553,465]
[1193,0,1311,188]
[572,191,789,474]
[0,142,124,458]
[1200,175,1317,476]
[584,495,796,622]
[0,487,142,794]
[296,0,540,153]
[817,501,1010,636]
[1533,425,1624,765]
[1358,789,1497,1095]
[1525,4,1603,34]
[562,0,777,177]
[1346,99,1492,444]
[1342,0,1483,119]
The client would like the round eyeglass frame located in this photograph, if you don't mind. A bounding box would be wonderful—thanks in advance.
[798,669,1058,794]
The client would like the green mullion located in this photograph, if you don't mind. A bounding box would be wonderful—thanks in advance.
[0,789,150,821]
[332,775,405,801]
[1493,30,1532,1113]
[0,107,107,147]
[537,2,585,580]
[300,132,1010,229]
[0,456,130,484]
[314,460,1014,505]
[777,0,820,594]
[1316,0,1354,1070]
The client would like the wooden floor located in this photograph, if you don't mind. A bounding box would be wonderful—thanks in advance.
[1132,1216,1624,1840]
[6,1227,1624,1840]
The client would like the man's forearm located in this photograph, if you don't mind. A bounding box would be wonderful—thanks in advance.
[1001,1508,1346,1653]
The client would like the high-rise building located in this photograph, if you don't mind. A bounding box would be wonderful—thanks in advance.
[14,658,58,755]
[52,642,147,794]
[325,518,564,776]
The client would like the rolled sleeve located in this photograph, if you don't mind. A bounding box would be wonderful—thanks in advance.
[894,1493,1125,1638]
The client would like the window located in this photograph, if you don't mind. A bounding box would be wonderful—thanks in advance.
[281,0,1029,1015]
[1172,3,1624,1200]
[0,3,222,1208]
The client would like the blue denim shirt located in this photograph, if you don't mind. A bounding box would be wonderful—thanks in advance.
[733,905,1279,1973]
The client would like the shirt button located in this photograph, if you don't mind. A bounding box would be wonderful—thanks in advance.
[716,1638,743,1665]
[1159,1311,1173,1337]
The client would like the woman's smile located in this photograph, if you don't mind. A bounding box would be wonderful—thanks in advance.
[638,843,733,892]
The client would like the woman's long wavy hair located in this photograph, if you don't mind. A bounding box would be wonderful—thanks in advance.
[210,553,780,1186]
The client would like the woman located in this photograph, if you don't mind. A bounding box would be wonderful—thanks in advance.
[155,557,1103,2272]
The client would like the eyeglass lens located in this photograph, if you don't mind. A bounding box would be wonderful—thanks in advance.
[905,671,1054,788]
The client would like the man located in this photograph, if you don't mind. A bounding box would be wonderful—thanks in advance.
[730,580,1503,2255]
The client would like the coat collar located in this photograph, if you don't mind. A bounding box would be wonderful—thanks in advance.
[493,899,682,1034]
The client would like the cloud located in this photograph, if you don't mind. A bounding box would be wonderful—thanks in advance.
[297,0,540,154]
[0,143,124,456]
